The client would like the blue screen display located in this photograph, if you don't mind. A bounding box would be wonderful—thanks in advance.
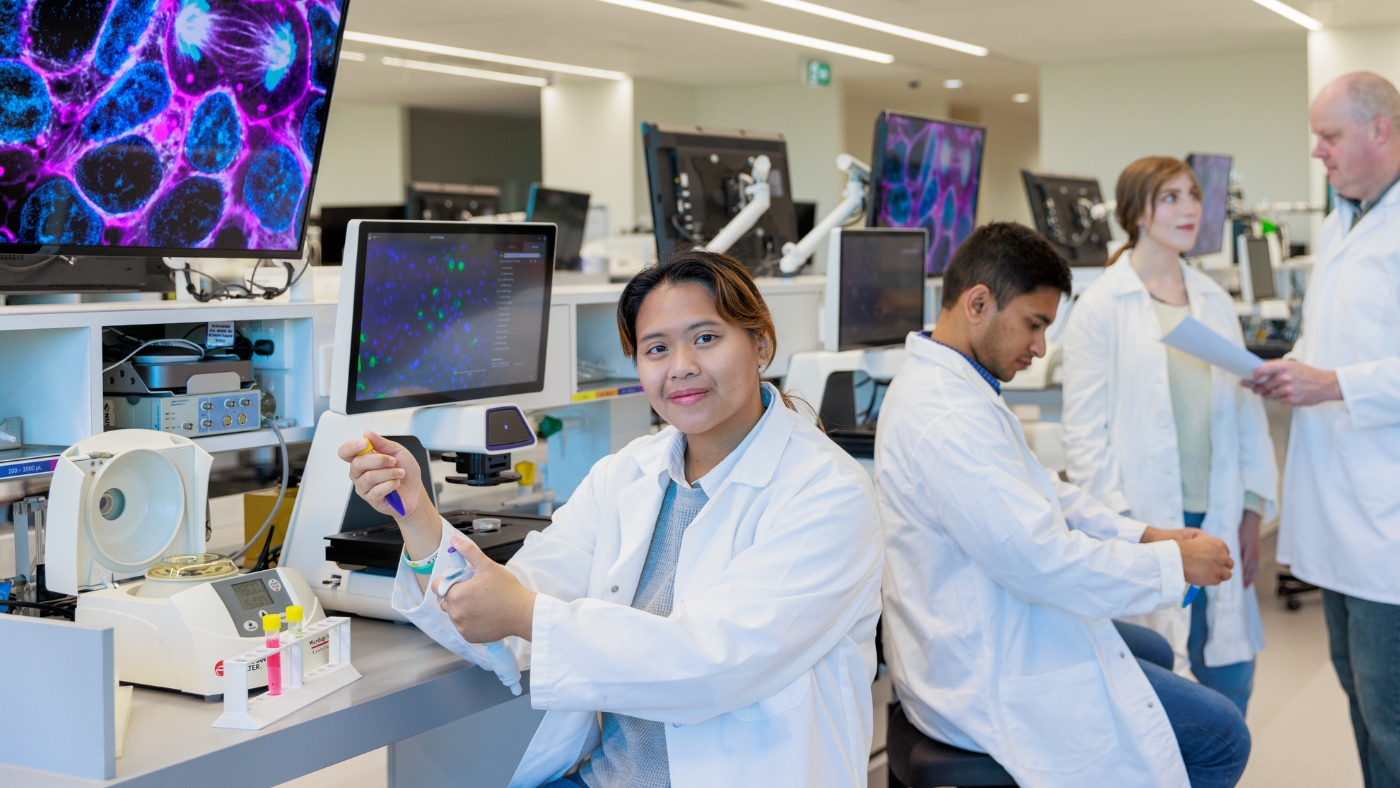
[354,230,550,403]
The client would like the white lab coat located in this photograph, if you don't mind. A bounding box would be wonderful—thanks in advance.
[876,334,1190,788]
[1277,186,1400,604]
[394,384,885,788]
[1061,256,1276,669]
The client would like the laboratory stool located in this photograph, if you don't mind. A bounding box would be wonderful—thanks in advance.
[887,703,1016,788]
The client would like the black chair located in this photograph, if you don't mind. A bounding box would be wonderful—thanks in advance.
[887,702,1017,788]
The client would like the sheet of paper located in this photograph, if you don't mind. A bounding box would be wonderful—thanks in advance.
[1160,316,1265,379]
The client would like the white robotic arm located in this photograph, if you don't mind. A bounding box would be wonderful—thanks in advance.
[779,154,870,274]
[705,155,772,255]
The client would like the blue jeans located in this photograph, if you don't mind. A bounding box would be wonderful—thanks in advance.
[1115,620,1251,788]
[1183,512,1256,717]
[1324,589,1400,788]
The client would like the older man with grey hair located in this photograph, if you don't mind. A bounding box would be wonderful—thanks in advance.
[1247,71,1400,788]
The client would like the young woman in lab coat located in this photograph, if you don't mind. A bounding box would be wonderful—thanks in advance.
[1062,156,1279,714]
[339,249,884,788]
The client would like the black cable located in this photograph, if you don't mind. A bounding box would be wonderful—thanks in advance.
[1,600,76,619]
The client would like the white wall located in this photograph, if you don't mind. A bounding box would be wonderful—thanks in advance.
[310,102,407,215]
[1041,47,1312,244]
[541,77,636,234]
[1307,25,1400,208]
[949,103,1040,227]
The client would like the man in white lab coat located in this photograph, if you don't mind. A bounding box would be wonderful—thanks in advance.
[1248,72,1400,788]
[878,223,1249,788]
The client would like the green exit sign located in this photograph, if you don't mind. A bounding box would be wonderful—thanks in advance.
[805,60,831,87]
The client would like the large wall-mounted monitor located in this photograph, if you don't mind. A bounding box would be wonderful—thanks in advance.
[0,0,350,258]
[330,221,556,415]
[868,112,984,276]
[525,185,589,270]
[1021,171,1111,267]
[825,227,927,353]
[642,122,798,272]
[1185,153,1233,257]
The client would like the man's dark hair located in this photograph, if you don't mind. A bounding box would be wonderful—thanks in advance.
[940,222,1072,310]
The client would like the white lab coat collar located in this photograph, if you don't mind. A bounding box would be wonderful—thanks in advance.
[661,384,780,495]
[904,332,1006,408]
[1101,254,1231,318]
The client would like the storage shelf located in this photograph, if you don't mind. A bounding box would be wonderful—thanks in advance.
[192,425,316,453]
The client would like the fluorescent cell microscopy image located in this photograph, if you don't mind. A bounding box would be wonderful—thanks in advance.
[242,145,302,232]
[74,134,163,213]
[83,61,172,142]
[0,61,50,144]
[874,115,984,275]
[147,174,221,245]
[185,91,242,172]
[28,0,107,67]
[0,0,346,253]
[95,0,157,76]
[21,178,103,244]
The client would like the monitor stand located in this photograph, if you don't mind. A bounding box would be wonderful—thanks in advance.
[784,347,909,462]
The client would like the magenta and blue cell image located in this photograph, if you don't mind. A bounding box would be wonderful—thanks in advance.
[872,113,984,275]
[0,0,346,253]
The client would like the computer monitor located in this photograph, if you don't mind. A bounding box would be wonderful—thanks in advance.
[1021,171,1112,267]
[330,221,555,415]
[1186,153,1233,257]
[317,205,409,264]
[642,122,798,272]
[0,0,349,259]
[794,201,818,239]
[824,227,928,353]
[868,112,984,276]
[406,183,501,221]
[1237,233,1279,303]
[526,186,590,270]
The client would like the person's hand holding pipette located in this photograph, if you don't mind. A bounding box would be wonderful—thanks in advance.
[434,533,537,644]
[339,431,442,592]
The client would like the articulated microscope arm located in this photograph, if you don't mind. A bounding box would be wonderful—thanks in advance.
[778,154,870,275]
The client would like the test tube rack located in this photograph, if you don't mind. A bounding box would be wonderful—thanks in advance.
[212,616,361,730]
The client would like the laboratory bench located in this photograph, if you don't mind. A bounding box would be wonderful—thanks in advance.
[0,617,544,788]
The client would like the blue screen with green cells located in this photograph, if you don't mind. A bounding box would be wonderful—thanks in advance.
[354,230,549,402]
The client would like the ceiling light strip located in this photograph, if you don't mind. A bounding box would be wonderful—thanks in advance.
[593,0,894,64]
[339,50,367,61]
[1249,0,1323,30]
[344,31,628,80]
[753,0,987,56]
[379,56,551,87]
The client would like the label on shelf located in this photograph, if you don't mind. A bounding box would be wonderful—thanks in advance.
[206,321,236,348]
[572,384,645,403]
[0,456,59,480]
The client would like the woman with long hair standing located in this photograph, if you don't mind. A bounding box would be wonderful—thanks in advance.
[1061,156,1278,715]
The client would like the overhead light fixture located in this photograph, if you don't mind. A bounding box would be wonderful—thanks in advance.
[1012,93,1030,103]
[593,0,894,64]
[943,79,962,89]
[339,50,367,62]
[343,31,628,80]
[379,56,550,87]
[1249,0,1322,30]
[752,0,987,56]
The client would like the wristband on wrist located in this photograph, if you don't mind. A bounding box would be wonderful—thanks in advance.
[404,548,438,575]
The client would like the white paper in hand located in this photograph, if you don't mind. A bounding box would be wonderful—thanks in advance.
[1160,316,1265,379]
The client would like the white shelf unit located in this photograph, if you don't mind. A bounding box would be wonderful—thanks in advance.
[0,278,826,454]
[0,298,337,454]
[549,277,824,407]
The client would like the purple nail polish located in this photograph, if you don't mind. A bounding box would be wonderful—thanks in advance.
[447,545,457,553]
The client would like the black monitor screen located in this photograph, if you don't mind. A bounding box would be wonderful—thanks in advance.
[1021,171,1111,267]
[1245,236,1276,301]
[318,205,408,264]
[1186,154,1232,257]
[642,122,798,273]
[0,0,350,258]
[407,183,500,220]
[346,223,553,414]
[526,186,589,270]
[868,112,983,275]
[840,229,927,351]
